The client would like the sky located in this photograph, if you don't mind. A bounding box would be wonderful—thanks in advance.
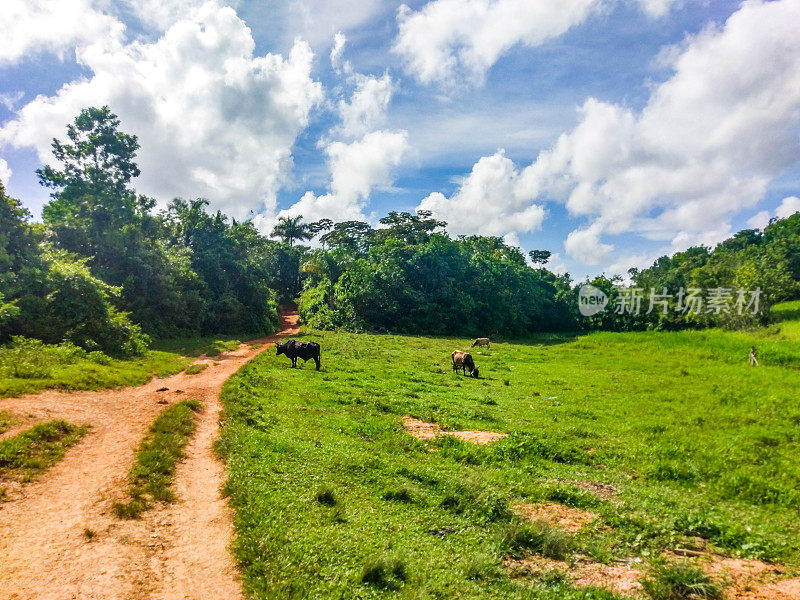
[1,0,799,279]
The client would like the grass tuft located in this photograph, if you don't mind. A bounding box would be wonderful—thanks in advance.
[315,485,337,506]
[113,399,201,519]
[360,556,407,589]
[382,484,414,503]
[640,561,724,600]
[184,363,208,375]
[0,420,89,482]
[502,519,573,561]
[0,410,19,434]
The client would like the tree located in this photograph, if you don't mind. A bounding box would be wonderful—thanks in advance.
[38,106,145,229]
[271,215,313,246]
[528,249,552,265]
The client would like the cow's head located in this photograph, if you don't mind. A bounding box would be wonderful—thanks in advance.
[471,366,479,378]
[276,343,285,356]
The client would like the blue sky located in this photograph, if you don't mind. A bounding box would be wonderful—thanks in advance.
[1,0,799,279]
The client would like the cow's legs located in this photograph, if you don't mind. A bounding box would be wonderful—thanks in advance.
[314,357,320,370]
[292,357,297,367]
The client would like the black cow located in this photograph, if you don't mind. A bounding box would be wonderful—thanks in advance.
[276,339,321,370]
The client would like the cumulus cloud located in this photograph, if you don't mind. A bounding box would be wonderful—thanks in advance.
[750,196,800,228]
[0,158,12,184]
[123,0,208,30]
[427,0,800,265]
[564,223,613,266]
[393,0,679,85]
[747,210,770,230]
[0,2,323,219]
[0,0,124,65]
[337,73,394,138]
[272,59,408,229]
[776,196,800,219]
[417,150,546,236]
[276,130,408,225]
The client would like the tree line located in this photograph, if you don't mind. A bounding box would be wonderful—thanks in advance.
[2,106,800,356]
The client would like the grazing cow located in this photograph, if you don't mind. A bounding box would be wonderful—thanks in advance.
[471,337,490,348]
[276,339,321,370]
[452,350,479,378]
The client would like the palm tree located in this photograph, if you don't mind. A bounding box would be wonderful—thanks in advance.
[271,215,313,246]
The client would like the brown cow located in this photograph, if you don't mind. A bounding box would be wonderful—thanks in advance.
[471,337,490,348]
[452,350,479,378]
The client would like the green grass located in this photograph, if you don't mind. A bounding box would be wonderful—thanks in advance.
[152,336,243,357]
[0,337,193,398]
[218,322,800,598]
[113,399,202,519]
[0,410,19,434]
[184,363,208,375]
[640,561,724,600]
[771,299,800,322]
[0,420,89,483]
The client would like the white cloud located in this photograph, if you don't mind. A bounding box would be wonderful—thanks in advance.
[330,31,348,72]
[394,0,599,85]
[249,0,388,52]
[0,92,25,112]
[337,73,394,138]
[0,0,124,65]
[434,0,800,265]
[0,158,12,184]
[393,0,680,85]
[564,223,613,265]
[746,196,800,230]
[0,2,323,220]
[276,130,408,226]
[747,210,770,230]
[417,150,546,236]
[123,0,209,30]
[776,195,800,219]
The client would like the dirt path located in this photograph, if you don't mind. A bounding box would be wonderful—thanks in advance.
[0,309,299,600]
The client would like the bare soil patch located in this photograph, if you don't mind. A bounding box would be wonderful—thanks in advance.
[401,416,507,445]
[0,310,299,600]
[507,549,799,600]
[513,502,597,533]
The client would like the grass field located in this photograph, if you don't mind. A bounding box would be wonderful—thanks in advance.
[0,335,248,398]
[218,317,800,599]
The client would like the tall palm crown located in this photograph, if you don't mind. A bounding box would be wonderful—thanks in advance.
[271,215,313,246]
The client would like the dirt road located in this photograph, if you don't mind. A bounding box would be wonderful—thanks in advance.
[0,310,299,600]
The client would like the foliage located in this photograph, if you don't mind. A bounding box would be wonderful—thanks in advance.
[161,198,280,334]
[113,399,202,518]
[612,215,800,331]
[299,212,576,335]
[0,181,149,356]
[270,215,314,247]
